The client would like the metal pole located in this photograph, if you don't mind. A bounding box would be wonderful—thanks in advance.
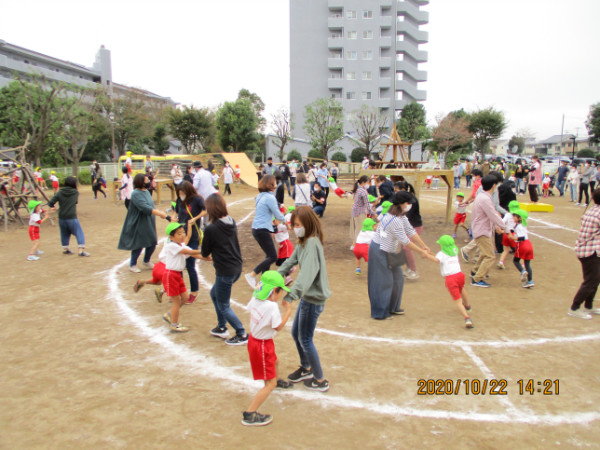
[111,121,116,163]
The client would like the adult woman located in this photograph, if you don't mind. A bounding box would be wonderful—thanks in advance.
[567,164,579,202]
[183,166,194,184]
[293,172,312,207]
[118,173,167,273]
[350,175,376,249]
[590,162,599,192]
[307,164,317,193]
[316,163,330,198]
[245,175,286,288]
[578,161,594,206]
[176,181,206,304]
[395,181,422,280]
[527,155,542,203]
[201,194,247,345]
[465,160,472,188]
[514,164,525,195]
[367,191,430,319]
[222,161,234,195]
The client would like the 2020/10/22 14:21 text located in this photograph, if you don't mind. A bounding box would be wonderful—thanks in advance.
[417,379,560,395]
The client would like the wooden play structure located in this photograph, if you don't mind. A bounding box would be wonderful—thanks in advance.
[0,137,54,231]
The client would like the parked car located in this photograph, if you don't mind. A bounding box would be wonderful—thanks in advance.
[572,157,597,166]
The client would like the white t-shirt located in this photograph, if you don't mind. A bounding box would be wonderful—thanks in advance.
[50,175,58,182]
[274,223,290,243]
[29,212,41,227]
[212,174,219,185]
[294,184,312,206]
[435,251,462,277]
[163,241,191,271]
[502,213,516,231]
[248,297,282,340]
[329,180,339,190]
[121,174,134,200]
[515,223,528,240]
[223,166,234,184]
[542,176,551,186]
[356,230,375,245]
[361,159,369,170]
[455,200,467,214]
[171,167,183,185]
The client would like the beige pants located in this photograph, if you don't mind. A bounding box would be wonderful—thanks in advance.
[350,213,367,244]
[472,236,495,282]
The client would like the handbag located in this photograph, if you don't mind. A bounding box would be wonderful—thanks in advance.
[386,250,406,269]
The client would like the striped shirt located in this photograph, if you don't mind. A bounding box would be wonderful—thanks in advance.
[372,214,416,253]
[575,205,600,259]
[352,186,375,217]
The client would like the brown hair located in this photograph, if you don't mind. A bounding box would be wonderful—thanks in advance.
[258,174,276,192]
[133,173,146,189]
[205,193,229,222]
[291,205,324,245]
[178,181,199,206]
[296,172,307,184]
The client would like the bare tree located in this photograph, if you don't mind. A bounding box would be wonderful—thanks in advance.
[350,105,388,154]
[271,109,292,161]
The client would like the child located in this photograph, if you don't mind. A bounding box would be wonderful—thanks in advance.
[243,271,293,427]
[235,164,241,184]
[212,170,220,192]
[542,172,551,197]
[423,235,473,329]
[33,167,47,191]
[274,214,294,275]
[125,151,133,173]
[367,194,378,218]
[452,192,469,239]
[311,182,326,218]
[497,200,520,269]
[161,221,207,332]
[92,176,107,199]
[27,200,49,261]
[353,218,377,274]
[119,167,133,208]
[377,200,392,221]
[50,171,59,193]
[508,209,534,288]
[328,177,348,198]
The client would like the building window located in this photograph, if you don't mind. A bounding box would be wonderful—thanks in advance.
[362,71,372,80]
[346,91,356,100]
[363,30,373,39]
[363,10,373,19]
[346,72,356,80]
[347,31,357,40]
[347,10,357,19]
[362,92,372,100]
[346,51,357,60]
[362,50,373,60]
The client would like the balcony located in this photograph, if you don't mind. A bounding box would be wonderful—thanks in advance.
[328,36,344,49]
[380,16,393,28]
[379,57,392,68]
[328,15,345,29]
[398,1,429,24]
[396,80,427,101]
[397,20,428,43]
[328,57,344,69]
[380,0,393,7]
[328,0,344,8]
[396,41,428,62]
[327,77,344,89]
[397,65,427,82]
[379,36,392,48]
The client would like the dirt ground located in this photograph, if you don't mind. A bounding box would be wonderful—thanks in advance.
[1,181,599,449]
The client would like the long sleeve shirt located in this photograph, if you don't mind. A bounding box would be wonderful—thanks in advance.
[471,191,507,239]
[252,192,285,230]
[575,205,600,259]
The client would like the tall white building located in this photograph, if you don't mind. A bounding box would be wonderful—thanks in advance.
[290,0,428,139]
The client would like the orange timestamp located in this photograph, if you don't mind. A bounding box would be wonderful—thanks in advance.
[417,379,560,396]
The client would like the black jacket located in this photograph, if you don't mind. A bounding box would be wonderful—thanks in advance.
[378,180,395,205]
[48,187,79,220]
[201,216,242,277]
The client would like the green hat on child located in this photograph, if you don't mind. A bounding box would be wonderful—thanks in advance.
[28,200,42,213]
[362,218,377,231]
[328,177,335,183]
[436,235,459,257]
[381,201,393,215]
[368,194,376,203]
[456,192,465,198]
[287,206,296,214]
[165,222,184,236]
[513,209,528,226]
[253,271,291,300]
[508,200,520,213]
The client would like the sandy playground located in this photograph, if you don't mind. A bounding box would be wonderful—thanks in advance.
[1,182,600,449]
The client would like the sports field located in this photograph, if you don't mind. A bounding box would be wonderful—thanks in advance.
[1,183,599,449]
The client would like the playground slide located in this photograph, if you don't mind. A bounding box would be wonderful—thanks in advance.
[220,153,258,188]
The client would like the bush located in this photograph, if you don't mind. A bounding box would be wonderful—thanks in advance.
[287,149,302,162]
[331,151,347,162]
[78,169,92,185]
[308,149,323,160]
[577,148,596,158]
[350,146,369,163]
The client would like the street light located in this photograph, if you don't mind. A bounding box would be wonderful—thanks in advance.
[108,112,116,163]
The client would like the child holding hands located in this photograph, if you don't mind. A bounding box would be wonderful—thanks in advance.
[27,200,50,261]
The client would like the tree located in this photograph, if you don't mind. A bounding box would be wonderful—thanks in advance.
[508,135,526,154]
[331,151,347,162]
[350,105,388,154]
[303,98,344,160]
[271,108,292,161]
[577,148,597,158]
[351,146,369,163]
[168,106,216,153]
[467,107,507,153]
[215,99,259,152]
[396,102,430,146]
[431,113,472,158]
[586,103,600,145]
[287,149,302,162]
[237,88,266,132]
[150,123,170,155]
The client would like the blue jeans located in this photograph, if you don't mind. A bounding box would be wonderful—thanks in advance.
[465,175,472,187]
[557,179,566,196]
[282,178,291,195]
[570,182,577,201]
[58,218,85,248]
[130,244,156,267]
[185,239,199,292]
[310,181,315,193]
[291,300,325,380]
[313,205,325,217]
[454,176,460,188]
[210,273,245,336]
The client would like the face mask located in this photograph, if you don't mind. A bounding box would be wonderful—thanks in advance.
[144,181,151,189]
[180,194,186,201]
[268,163,272,166]
[403,204,412,213]
[226,164,229,167]
[294,226,305,238]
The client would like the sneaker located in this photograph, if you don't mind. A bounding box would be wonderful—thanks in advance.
[467,230,473,240]
[303,377,330,392]
[568,308,593,320]
[470,270,489,280]
[465,318,474,329]
[210,326,230,338]
[27,254,40,261]
[78,251,91,257]
[349,245,355,251]
[390,309,405,315]
[452,233,457,238]
[471,280,491,288]
[355,268,361,275]
[133,280,145,293]
[225,334,249,346]
[242,411,273,427]
[460,248,469,263]
[170,323,189,333]
[585,307,600,315]
[520,270,528,283]
[497,261,505,270]
[34,250,44,255]
[288,366,313,383]
[154,288,164,303]
[162,312,172,325]
[276,379,294,389]
[464,305,472,313]
[63,249,73,255]
[405,269,419,280]
[575,203,581,206]
[142,262,154,270]
[522,281,535,289]
[185,294,197,304]
[244,273,256,289]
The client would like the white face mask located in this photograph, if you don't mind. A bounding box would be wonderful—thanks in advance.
[403,204,412,212]
[180,194,186,201]
[293,226,305,238]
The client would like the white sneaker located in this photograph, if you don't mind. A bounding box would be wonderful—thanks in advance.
[129,265,142,273]
[520,270,528,282]
[35,250,44,255]
[497,261,505,270]
[568,309,592,320]
[585,307,600,315]
[349,245,355,250]
[27,255,40,261]
[575,203,581,206]
[244,273,256,289]
[405,269,419,280]
[142,262,155,270]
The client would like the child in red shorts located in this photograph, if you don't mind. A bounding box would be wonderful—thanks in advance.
[497,200,520,269]
[423,235,473,329]
[27,200,49,261]
[243,271,293,427]
[353,217,377,274]
[452,192,471,240]
[507,209,534,289]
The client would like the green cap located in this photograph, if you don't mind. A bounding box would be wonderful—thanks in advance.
[253,271,291,300]
[165,222,184,236]
[513,209,528,226]
[28,200,42,213]
[456,192,465,198]
[436,235,459,257]
[328,176,335,183]
[508,200,520,213]
[362,218,377,231]
[381,201,393,215]
[287,206,296,214]
[368,194,376,203]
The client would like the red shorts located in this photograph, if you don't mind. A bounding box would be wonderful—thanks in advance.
[353,243,369,262]
[28,226,40,241]
[37,178,44,183]
[515,239,534,260]
[445,272,465,301]
[152,262,166,285]
[334,187,345,197]
[278,240,294,259]
[52,181,59,189]
[162,270,187,297]
[543,183,550,189]
[248,335,277,380]
[235,174,240,179]
[502,233,517,248]
[425,179,432,185]
[453,213,467,225]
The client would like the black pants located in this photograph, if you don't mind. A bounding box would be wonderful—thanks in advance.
[590,181,596,193]
[224,183,232,195]
[513,257,532,282]
[495,231,503,253]
[579,183,590,204]
[571,255,600,311]
[528,184,539,203]
[252,228,277,275]
[124,198,130,209]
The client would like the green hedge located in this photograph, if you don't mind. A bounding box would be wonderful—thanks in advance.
[331,151,347,162]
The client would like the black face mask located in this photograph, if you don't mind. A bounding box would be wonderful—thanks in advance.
[145,181,152,189]
[268,163,272,166]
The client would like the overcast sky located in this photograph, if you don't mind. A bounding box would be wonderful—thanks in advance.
[1,0,599,141]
